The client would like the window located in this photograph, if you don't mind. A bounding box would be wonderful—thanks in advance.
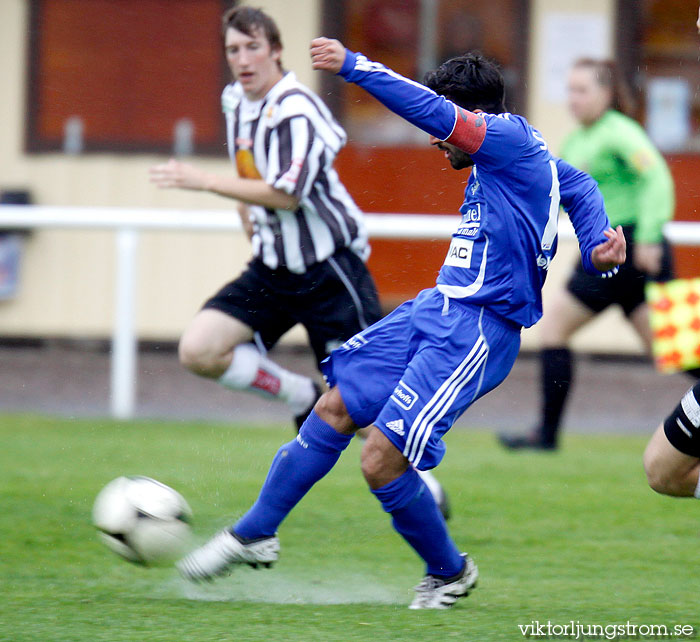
[26,0,228,154]
[619,0,700,153]
[618,0,700,279]
[322,0,529,146]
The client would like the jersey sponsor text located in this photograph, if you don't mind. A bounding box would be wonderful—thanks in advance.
[391,380,419,410]
[444,237,474,268]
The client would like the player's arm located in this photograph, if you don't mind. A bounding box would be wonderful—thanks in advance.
[149,159,300,210]
[557,158,626,275]
[310,38,485,154]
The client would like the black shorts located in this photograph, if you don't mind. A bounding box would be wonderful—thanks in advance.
[663,384,700,458]
[567,226,674,317]
[202,248,382,367]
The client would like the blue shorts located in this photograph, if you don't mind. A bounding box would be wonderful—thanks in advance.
[322,287,521,469]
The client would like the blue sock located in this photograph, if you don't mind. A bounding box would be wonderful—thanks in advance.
[372,468,463,578]
[234,411,353,539]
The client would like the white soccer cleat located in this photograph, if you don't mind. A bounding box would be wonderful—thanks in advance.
[177,529,279,582]
[408,553,478,610]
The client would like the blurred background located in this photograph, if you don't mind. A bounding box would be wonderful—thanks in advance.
[1,0,699,421]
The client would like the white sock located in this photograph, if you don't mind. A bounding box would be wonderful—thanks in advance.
[416,469,445,505]
[218,344,316,415]
[693,474,700,499]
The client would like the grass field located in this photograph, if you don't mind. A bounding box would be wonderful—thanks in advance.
[1,414,698,642]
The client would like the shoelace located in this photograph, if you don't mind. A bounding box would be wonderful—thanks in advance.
[414,575,446,593]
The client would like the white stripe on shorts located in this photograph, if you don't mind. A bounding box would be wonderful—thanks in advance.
[412,348,488,467]
[681,388,700,428]
[403,332,489,466]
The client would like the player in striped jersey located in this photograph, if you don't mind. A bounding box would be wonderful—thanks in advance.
[149,6,380,428]
[177,39,625,608]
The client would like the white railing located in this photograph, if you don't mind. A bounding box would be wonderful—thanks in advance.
[0,204,699,419]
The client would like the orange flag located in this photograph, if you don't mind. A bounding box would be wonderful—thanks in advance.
[647,278,700,373]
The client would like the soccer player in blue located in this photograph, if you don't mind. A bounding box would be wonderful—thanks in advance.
[178,38,627,609]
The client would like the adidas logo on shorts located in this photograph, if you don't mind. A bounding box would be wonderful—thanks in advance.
[385,419,405,437]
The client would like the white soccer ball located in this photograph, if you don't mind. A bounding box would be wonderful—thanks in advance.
[92,476,192,565]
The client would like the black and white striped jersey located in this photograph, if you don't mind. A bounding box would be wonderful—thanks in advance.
[222,72,369,274]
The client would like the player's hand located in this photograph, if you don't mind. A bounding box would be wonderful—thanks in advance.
[310,37,346,74]
[633,242,662,277]
[149,159,210,191]
[591,225,626,272]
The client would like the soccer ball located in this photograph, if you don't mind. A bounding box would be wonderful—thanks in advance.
[92,476,192,565]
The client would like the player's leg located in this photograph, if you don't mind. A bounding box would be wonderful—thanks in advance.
[500,286,593,450]
[643,383,700,497]
[362,428,465,561]
[619,233,662,355]
[537,290,594,446]
[635,248,700,494]
[365,295,519,608]
[178,270,319,420]
[358,425,451,519]
[178,303,411,581]
[233,386,358,537]
[301,251,452,517]
[644,424,700,496]
[177,386,359,581]
[536,228,649,447]
[628,302,653,352]
[178,308,253,377]
[361,429,477,609]
[232,304,413,538]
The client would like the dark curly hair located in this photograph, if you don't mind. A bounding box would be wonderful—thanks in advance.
[424,53,506,114]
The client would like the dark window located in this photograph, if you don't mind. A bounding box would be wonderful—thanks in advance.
[26,0,229,154]
[618,0,700,153]
[321,0,530,146]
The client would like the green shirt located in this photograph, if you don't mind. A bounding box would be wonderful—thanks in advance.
[561,110,674,243]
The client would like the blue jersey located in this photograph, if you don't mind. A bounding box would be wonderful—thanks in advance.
[338,51,613,328]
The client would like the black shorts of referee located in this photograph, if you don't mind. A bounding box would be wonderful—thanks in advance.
[567,225,674,317]
[202,247,382,368]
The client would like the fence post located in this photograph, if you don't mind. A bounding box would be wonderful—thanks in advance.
[110,227,139,419]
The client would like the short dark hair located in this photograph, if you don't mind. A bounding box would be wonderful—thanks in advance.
[424,53,506,114]
[221,5,283,53]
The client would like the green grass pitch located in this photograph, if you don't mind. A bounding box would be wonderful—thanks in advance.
[1,414,698,641]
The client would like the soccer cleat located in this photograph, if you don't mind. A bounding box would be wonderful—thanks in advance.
[294,382,323,432]
[408,553,478,610]
[177,529,279,582]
